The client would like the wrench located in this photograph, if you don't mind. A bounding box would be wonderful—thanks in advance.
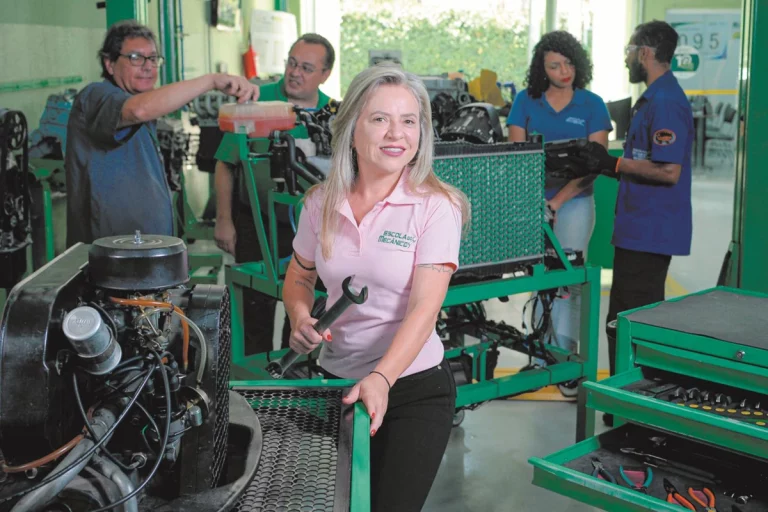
[266,275,368,379]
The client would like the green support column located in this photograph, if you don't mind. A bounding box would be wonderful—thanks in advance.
[106,0,148,26]
[159,0,178,85]
[545,0,557,33]
[726,0,768,293]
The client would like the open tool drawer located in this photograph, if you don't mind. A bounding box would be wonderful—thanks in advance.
[583,367,768,459]
[530,423,768,512]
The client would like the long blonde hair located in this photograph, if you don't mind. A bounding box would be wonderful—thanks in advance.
[308,63,471,260]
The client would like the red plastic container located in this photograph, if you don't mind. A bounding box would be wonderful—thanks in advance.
[218,101,296,137]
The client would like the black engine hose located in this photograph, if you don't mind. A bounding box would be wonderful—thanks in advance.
[90,351,172,512]
[72,372,138,473]
[2,366,155,503]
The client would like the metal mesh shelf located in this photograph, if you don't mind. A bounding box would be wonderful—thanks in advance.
[232,387,352,512]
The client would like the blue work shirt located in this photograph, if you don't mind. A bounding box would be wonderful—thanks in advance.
[65,81,174,245]
[614,71,693,256]
[507,88,613,199]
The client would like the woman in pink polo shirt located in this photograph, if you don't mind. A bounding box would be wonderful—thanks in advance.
[282,63,470,511]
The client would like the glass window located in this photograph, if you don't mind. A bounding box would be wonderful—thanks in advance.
[340,0,533,99]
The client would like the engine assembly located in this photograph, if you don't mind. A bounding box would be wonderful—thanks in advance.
[0,233,261,512]
[0,109,32,289]
[439,102,505,144]
[156,117,192,193]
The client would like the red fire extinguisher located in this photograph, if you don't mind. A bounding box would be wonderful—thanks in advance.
[243,34,259,79]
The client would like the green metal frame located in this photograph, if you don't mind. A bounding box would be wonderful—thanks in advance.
[725,0,768,293]
[586,143,623,270]
[224,132,601,442]
[159,0,179,86]
[230,379,371,512]
[106,0,148,26]
[172,172,223,286]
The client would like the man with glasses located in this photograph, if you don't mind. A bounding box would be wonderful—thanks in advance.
[65,20,259,246]
[213,33,334,356]
[570,20,693,426]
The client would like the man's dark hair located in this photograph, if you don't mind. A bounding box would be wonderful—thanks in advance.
[524,31,593,99]
[98,20,158,79]
[290,33,335,71]
[633,20,679,64]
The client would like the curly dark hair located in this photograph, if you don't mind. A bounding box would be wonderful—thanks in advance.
[98,20,158,80]
[524,31,593,99]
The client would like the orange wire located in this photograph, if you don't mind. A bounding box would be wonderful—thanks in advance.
[1,434,84,473]
[109,297,190,371]
[1,407,95,473]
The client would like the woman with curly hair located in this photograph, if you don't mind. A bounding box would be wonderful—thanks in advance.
[507,31,612,395]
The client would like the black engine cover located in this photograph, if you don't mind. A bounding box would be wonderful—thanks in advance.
[0,244,92,462]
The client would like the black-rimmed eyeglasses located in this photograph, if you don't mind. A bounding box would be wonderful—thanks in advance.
[119,53,165,67]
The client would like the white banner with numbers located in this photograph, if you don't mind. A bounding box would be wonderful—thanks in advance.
[666,9,740,174]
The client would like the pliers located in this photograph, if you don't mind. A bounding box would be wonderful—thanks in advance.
[591,458,617,483]
[664,478,696,510]
[619,465,653,493]
[687,486,717,512]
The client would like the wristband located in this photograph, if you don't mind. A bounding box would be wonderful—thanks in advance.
[615,157,622,174]
[369,370,392,390]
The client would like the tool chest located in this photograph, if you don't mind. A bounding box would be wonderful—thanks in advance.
[530,287,768,511]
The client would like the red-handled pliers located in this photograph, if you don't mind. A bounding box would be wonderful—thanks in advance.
[687,486,717,512]
[664,478,696,510]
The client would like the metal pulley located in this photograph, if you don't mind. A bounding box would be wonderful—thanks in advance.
[88,231,189,291]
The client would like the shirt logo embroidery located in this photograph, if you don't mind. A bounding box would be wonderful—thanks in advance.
[378,230,417,249]
[653,129,676,146]
[632,148,649,160]
[566,117,586,126]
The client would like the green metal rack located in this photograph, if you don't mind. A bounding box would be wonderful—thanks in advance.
[224,132,601,442]
[531,286,768,511]
[172,173,223,286]
[230,379,371,512]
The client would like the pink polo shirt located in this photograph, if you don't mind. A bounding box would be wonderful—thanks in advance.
[292,171,462,380]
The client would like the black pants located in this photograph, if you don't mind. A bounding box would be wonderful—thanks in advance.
[234,206,294,355]
[606,247,671,375]
[324,362,456,512]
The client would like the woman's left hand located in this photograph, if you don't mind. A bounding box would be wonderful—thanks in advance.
[342,373,390,436]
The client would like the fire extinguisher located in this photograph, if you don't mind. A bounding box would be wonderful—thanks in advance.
[243,34,259,79]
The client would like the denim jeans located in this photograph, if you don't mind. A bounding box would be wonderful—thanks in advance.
[536,194,595,360]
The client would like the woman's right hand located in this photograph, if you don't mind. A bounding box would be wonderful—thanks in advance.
[289,316,331,354]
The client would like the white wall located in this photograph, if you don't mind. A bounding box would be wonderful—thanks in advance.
[299,0,342,99]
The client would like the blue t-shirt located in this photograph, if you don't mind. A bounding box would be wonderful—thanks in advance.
[614,71,693,256]
[65,81,174,245]
[507,88,613,199]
